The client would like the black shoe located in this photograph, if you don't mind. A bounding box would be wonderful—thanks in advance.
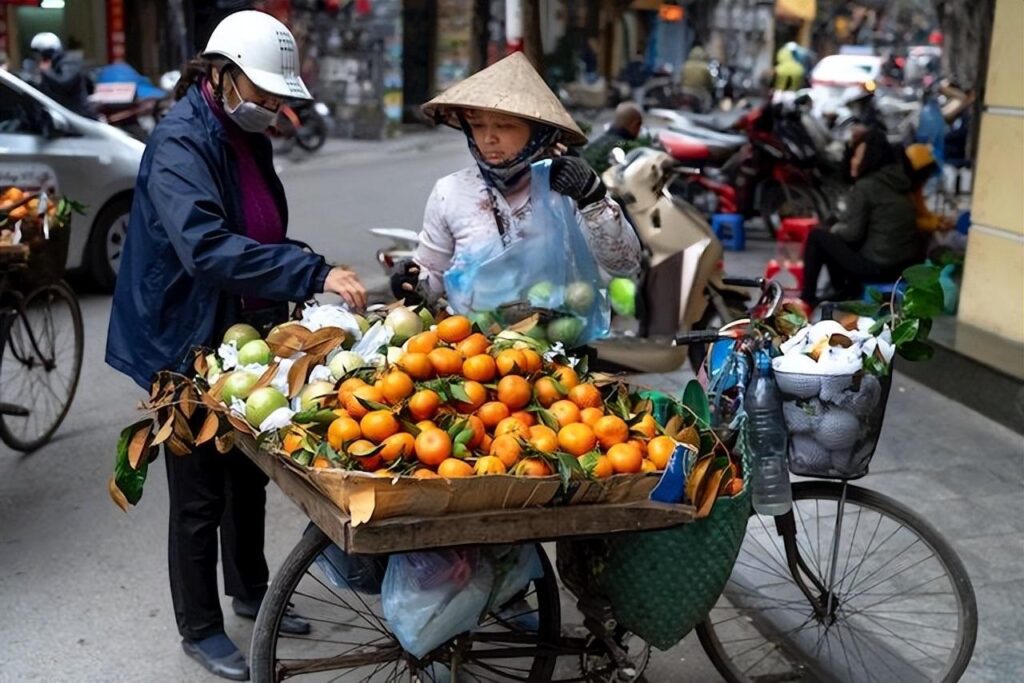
[181,633,249,681]
[233,597,312,635]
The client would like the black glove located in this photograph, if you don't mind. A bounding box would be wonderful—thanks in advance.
[389,259,423,305]
[550,156,606,208]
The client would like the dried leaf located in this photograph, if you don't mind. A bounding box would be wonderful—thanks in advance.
[697,468,726,518]
[108,475,130,512]
[287,354,314,398]
[226,412,255,435]
[193,352,208,377]
[664,414,685,439]
[195,411,220,445]
[167,434,191,456]
[506,314,540,334]
[267,324,312,358]
[200,390,224,411]
[215,432,235,454]
[254,362,280,390]
[151,415,175,446]
[127,422,154,470]
[180,385,197,418]
[173,411,194,443]
[208,372,230,400]
[302,326,346,360]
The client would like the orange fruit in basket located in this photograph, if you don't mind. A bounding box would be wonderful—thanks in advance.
[477,401,510,430]
[568,383,603,409]
[497,375,532,410]
[437,458,474,478]
[398,352,435,380]
[462,354,497,382]
[558,423,597,456]
[428,347,464,376]
[515,458,553,477]
[632,414,658,439]
[454,381,488,413]
[361,410,400,443]
[510,410,536,427]
[490,435,522,468]
[495,416,529,439]
[528,425,559,453]
[416,420,439,432]
[594,415,629,449]
[519,349,543,374]
[344,385,384,419]
[456,333,490,358]
[463,415,486,448]
[8,206,27,220]
[408,389,441,421]
[495,349,527,376]
[479,433,493,454]
[641,459,658,473]
[585,454,614,479]
[327,416,361,450]
[580,407,605,427]
[534,377,563,407]
[380,370,415,404]
[337,377,368,404]
[647,435,678,470]
[312,456,331,469]
[552,364,579,390]
[549,400,581,428]
[413,468,440,479]
[2,188,24,202]
[415,428,452,466]
[628,438,648,456]
[380,432,415,463]
[474,455,507,475]
[348,439,382,471]
[406,331,439,354]
[437,315,473,343]
[281,429,304,455]
[608,442,644,474]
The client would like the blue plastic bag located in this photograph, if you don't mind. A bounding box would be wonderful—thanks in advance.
[443,160,611,345]
[382,545,542,658]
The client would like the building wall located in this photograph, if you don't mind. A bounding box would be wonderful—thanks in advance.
[957,0,1024,342]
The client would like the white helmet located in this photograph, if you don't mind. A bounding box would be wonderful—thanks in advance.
[203,11,311,100]
[30,32,62,54]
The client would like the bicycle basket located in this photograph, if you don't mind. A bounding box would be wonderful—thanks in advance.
[557,424,751,650]
[11,217,70,293]
[776,368,893,479]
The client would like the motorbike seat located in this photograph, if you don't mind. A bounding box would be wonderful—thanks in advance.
[684,109,749,133]
[659,131,710,162]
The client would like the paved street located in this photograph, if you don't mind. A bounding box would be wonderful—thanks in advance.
[0,130,1021,682]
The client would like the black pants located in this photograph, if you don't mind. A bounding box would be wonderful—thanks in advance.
[801,230,902,305]
[165,439,270,641]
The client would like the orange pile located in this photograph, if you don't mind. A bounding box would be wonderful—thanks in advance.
[281,315,685,480]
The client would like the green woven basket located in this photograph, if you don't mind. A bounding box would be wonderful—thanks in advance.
[558,397,751,650]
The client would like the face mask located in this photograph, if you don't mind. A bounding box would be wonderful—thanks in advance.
[222,73,278,133]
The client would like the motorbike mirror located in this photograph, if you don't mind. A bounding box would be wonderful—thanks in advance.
[610,147,627,165]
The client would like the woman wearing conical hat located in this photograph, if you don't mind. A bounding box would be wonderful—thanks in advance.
[392,53,642,302]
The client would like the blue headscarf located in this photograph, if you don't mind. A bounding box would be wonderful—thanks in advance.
[457,111,560,193]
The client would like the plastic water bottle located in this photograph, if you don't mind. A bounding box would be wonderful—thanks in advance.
[744,350,792,515]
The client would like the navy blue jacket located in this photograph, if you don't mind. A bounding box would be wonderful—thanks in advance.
[106,85,332,389]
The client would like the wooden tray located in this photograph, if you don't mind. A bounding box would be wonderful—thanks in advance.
[237,435,695,555]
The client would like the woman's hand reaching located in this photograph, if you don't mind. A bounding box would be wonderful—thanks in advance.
[324,266,367,310]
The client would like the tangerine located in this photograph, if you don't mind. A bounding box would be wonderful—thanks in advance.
[380,432,416,462]
[413,469,440,479]
[454,381,488,413]
[437,315,472,343]
[632,414,658,439]
[607,442,644,473]
[327,416,361,450]
[415,429,452,466]
[516,458,553,477]
[495,417,529,439]
[641,459,658,473]
[519,349,543,374]
[416,419,439,432]
[533,377,563,407]
[490,435,522,468]
[380,370,415,404]
[462,354,497,382]
[437,458,474,478]
[627,438,648,456]
[337,377,368,404]
[510,410,537,427]
[593,415,630,449]
[497,375,532,410]
[281,430,304,455]
[549,400,582,428]
[558,423,597,456]
[552,364,580,390]
[344,385,385,419]
[568,383,603,409]
[428,347,464,376]
[588,454,614,479]
[347,439,382,471]
[312,456,330,469]
[406,331,439,354]
[398,352,435,380]
[474,455,507,475]
[647,435,678,470]
[477,401,511,430]
[528,425,559,452]
[580,407,605,427]
[456,333,491,358]
[479,433,493,454]
[408,389,442,421]
[464,415,486,448]
[495,349,527,376]
[360,410,400,443]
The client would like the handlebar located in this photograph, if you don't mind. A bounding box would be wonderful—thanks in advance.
[674,329,726,345]
[722,276,765,288]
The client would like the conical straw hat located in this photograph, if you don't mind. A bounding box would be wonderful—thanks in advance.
[423,52,588,146]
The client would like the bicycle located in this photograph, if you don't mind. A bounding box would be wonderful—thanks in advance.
[0,245,83,451]
[681,277,978,683]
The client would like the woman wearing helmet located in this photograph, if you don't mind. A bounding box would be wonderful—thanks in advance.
[393,52,641,304]
[106,11,365,680]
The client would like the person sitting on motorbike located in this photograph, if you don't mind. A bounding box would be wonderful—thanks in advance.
[681,45,714,103]
[392,52,642,303]
[582,102,648,174]
[773,42,806,91]
[801,129,920,306]
[29,32,94,118]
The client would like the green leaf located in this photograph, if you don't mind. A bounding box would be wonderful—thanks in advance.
[902,264,941,288]
[294,449,314,467]
[317,441,343,465]
[866,286,884,303]
[837,300,883,317]
[449,383,472,404]
[891,319,920,346]
[682,380,711,426]
[537,408,561,432]
[916,317,933,341]
[113,420,152,506]
[897,340,935,362]
[554,452,584,490]
[901,286,944,320]
[863,355,890,377]
[292,407,336,424]
[868,313,894,336]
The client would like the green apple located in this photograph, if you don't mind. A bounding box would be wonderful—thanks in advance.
[608,278,637,317]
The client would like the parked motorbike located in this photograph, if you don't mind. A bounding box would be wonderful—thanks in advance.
[90,63,168,141]
[274,100,332,152]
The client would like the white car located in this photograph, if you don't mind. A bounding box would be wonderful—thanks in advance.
[0,68,143,289]
[809,54,883,116]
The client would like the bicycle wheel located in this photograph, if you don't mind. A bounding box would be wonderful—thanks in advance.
[697,481,977,683]
[0,281,83,451]
[251,525,561,682]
